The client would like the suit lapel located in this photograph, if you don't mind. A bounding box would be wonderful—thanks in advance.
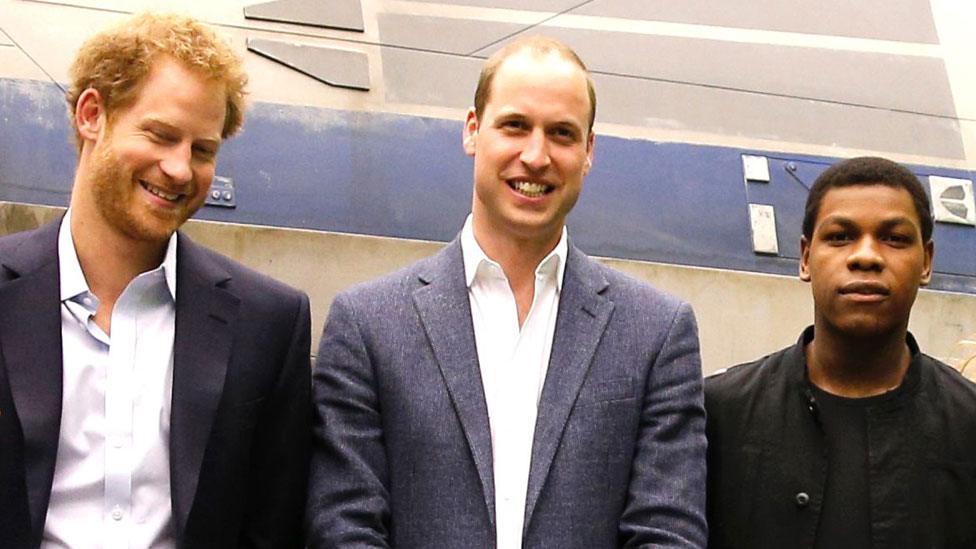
[0,220,64,542]
[411,240,496,529]
[169,234,239,537]
[523,245,613,528]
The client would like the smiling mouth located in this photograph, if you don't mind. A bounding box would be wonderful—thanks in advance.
[140,181,182,203]
[508,180,553,198]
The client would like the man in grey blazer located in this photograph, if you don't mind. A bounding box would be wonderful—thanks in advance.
[307,36,706,548]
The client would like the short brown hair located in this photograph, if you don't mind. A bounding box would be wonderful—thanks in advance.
[803,156,934,242]
[67,12,248,150]
[473,36,596,134]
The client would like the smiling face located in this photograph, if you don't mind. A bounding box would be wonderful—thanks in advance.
[800,184,934,339]
[73,56,227,244]
[463,49,594,252]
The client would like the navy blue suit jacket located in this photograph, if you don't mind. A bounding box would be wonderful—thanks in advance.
[0,218,311,548]
[307,238,707,548]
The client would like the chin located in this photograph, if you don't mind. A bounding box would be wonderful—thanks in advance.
[831,315,900,340]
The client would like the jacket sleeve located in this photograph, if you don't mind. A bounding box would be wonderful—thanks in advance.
[619,301,708,548]
[239,291,312,548]
[305,293,392,548]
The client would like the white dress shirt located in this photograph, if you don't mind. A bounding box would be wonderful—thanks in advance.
[460,215,567,549]
[43,210,178,549]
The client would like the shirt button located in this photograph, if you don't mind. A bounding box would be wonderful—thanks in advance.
[111,506,123,520]
[794,492,810,507]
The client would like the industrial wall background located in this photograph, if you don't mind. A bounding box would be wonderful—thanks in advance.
[1,0,975,375]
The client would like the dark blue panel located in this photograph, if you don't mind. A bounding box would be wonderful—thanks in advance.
[0,79,75,205]
[1,78,973,294]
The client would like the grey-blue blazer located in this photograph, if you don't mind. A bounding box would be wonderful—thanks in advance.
[307,238,706,548]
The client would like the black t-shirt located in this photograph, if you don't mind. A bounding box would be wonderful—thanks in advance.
[810,385,892,549]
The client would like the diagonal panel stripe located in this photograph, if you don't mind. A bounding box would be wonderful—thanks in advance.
[247,38,370,91]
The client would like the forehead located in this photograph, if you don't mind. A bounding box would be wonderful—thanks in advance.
[816,184,921,228]
[487,51,590,114]
[116,58,225,127]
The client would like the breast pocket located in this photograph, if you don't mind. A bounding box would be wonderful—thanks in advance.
[577,377,634,405]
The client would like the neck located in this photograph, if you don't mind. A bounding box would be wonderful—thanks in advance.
[69,198,167,306]
[805,322,912,398]
[471,216,561,327]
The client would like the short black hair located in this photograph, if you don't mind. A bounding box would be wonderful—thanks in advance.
[802,156,933,242]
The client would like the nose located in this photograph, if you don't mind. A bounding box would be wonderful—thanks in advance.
[159,142,193,184]
[519,128,551,171]
[847,236,885,272]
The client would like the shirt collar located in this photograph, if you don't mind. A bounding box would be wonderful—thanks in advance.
[459,213,568,291]
[58,208,179,303]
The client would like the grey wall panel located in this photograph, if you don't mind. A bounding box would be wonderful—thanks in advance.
[247,38,371,90]
[382,48,482,108]
[378,41,965,161]
[573,0,939,44]
[593,72,966,160]
[378,13,525,55]
[408,0,584,11]
[481,26,956,117]
[244,0,364,32]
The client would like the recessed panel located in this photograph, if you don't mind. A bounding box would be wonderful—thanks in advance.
[407,0,583,11]
[244,0,364,32]
[593,71,965,161]
[378,13,524,55]
[247,38,370,91]
[573,0,939,44]
[382,47,481,109]
[530,27,955,118]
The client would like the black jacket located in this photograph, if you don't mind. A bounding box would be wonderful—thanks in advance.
[705,327,976,549]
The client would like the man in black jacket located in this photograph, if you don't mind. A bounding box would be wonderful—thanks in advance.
[706,156,976,548]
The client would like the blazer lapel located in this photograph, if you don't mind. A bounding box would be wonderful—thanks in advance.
[411,240,496,529]
[523,245,613,528]
[169,234,239,538]
[0,220,64,542]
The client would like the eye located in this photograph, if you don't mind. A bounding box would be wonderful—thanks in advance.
[550,126,579,142]
[823,231,852,244]
[500,119,527,131]
[882,233,913,246]
[192,144,217,160]
[147,128,177,143]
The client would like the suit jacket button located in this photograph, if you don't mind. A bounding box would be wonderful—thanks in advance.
[794,492,810,507]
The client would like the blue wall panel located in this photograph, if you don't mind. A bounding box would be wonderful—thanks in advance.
[1,78,973,293]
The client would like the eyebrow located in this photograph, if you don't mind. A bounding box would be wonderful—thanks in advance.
[819,215,919,231]
[493,110,584,130]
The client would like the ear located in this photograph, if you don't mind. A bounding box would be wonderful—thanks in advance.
[799,236,812,282]
[75,88,106,143]
[583,129,595,175]
[920,239,934,286]
[462,107,478,157]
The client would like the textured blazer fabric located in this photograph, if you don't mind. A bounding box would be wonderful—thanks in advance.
[307,238,707,548]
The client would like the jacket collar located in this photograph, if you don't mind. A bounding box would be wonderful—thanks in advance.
[168,232,240,538]
[412,237,614,535]
[0,218,64,545]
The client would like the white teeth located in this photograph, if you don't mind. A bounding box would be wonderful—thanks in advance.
[142,182,180,201]
[512,181,549,197]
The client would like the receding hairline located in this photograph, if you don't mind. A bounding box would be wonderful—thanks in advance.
[473,36,596,132]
